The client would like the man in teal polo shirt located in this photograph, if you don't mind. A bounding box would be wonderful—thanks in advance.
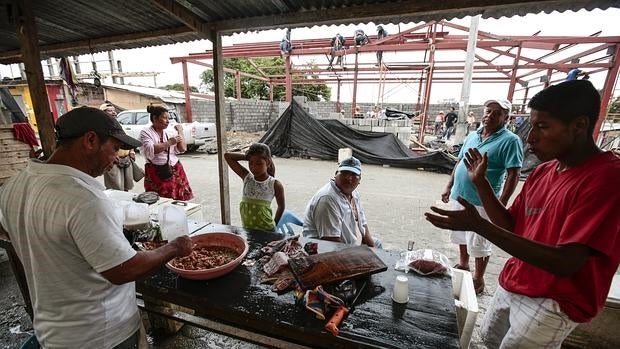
[441,98,523,295]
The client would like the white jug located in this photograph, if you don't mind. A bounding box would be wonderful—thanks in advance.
[124,202,150,230]
[158,205,188,240]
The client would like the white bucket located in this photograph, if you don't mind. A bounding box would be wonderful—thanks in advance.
[158,205,188,240]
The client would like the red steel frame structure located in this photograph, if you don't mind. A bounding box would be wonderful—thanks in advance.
[171,20,620,140]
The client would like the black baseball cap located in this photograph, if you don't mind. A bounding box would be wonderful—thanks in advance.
[55,107,141,150]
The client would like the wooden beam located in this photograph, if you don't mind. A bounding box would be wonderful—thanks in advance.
[15,0,55,158]
[150,0,211,35]
[209,30,231,225]
[247,59,269,78]
[0,26,196,63]
[182,61,192,122]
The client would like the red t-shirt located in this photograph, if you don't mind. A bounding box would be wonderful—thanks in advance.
[500,151,620,322]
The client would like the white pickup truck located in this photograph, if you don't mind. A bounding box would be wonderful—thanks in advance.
[116,109,216,152]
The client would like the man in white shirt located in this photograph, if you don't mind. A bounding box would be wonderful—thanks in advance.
[302,157,380,247]
[0,107,192,348]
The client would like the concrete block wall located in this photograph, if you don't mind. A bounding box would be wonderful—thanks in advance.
[230,99,278,132]
[181,97,484,136]
[187,99,287,133]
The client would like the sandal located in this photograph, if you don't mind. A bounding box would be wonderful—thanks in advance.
[453,264,470,271]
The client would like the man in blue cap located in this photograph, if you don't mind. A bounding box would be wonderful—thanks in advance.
[303,156,380,247]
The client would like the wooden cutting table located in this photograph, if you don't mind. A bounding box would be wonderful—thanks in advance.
[135,224,460,349]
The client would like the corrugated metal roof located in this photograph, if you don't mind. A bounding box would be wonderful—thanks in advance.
[0,0,617,65]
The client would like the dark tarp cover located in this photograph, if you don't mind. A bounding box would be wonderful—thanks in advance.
[259,100,456,172]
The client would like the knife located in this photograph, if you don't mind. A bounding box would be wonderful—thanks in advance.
[325,279,367,336]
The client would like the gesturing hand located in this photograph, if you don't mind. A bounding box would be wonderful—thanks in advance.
[463,148,488,185]
[425,197,485,232]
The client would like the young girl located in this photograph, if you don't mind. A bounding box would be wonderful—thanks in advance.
[224,143,285,231]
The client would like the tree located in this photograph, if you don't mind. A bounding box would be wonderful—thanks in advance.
[163,83,198,93]
[199,57,330,101]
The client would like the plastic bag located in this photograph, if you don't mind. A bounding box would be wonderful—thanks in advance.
[395,249,452,277]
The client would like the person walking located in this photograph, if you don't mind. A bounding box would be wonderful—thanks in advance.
[443,107,458,140]
[440,98,523,295]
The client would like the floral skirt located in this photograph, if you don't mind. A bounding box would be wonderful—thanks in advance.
[144,161,194,201]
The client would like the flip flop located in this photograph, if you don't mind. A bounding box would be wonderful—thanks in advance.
[453,264,470,271]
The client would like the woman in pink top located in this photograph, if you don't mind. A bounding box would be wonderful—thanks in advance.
[139,105,194,200]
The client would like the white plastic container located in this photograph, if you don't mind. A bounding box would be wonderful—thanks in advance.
[124,202,150,230]
[452,268,479,349]
[158,205,189,240]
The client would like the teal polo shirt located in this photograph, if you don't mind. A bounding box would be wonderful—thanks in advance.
[450,126,523,206]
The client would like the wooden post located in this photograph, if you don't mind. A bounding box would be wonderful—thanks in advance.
[15,0,55,158]
[419,39,437,143]
[182,61,193,122]
[210,30,231,225]
[108,51,116,84]
[235,70,241,100]
[269,82,273,102]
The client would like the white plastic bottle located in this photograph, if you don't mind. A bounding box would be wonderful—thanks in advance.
[158,205,189,240]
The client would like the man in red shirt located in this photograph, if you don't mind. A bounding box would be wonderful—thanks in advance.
[425,80,620,348]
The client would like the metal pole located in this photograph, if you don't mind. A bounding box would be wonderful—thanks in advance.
[453,15,480,144]
[352,51,359,117]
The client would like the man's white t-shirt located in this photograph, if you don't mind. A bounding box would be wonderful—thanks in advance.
[0,160,139,348]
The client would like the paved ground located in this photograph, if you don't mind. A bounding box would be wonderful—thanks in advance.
[0,151,522,348]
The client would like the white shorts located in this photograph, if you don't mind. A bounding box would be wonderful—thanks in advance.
[448,200,493,258]
[480,285,578,349]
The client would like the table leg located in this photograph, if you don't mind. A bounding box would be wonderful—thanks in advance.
[141,295,194,335]
[1,244,34,320]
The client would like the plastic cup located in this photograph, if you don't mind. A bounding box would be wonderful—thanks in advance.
[392,275,410,304]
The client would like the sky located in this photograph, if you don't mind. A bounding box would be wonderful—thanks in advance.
[1,8,619,105]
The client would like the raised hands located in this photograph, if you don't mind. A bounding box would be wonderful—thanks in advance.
[463,148,488,185]
[425,197,485,233]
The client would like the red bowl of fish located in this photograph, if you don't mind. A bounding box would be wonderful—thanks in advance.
[166,232,249,280]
